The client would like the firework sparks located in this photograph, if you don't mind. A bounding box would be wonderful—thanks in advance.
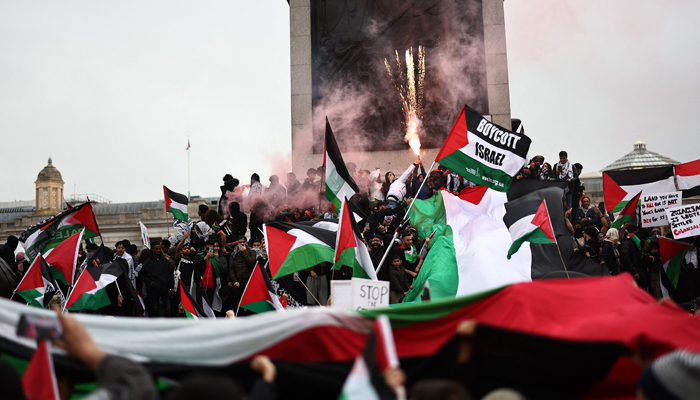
[385,46,426,156]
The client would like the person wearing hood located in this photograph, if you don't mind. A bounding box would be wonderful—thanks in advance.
[227,202,247,241]
[264,175,287,208]
[368,168,385,202]
[600,228,620,275]
[218,174,240,217]
[0,235,19,271]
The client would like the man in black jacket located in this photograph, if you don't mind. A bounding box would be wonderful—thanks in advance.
[619,225,644,288]
[142,242,174,317]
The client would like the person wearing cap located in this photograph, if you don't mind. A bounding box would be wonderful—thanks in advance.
[636,349,700,400]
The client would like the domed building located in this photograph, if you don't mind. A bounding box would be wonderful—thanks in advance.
[34,158,65,215]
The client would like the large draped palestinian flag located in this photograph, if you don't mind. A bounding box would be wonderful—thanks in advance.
[163,186,189,221]
[324,118,359,210]
[603,167,675,213]
[333,197,377,280]
[238,262,284,315]
[503,198,556,260]
[44,228,84,286]
[4,274,700,400]
[19,202,100,262]
[14,255,58,308]
[674,159,700,198]
[264,221,336,279]
[436,105,531,192]
[658,237,692,298]
[65,262,122,311]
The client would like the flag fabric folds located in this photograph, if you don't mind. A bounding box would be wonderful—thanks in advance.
[435,105,531,192]
[324,118,359,210]
[238,262,284,314]
[658,237,692,298]
[403,187,531,303]
[264,221,336,279]
[602,167,675,213]
[65,262,122,311]
[163,186,189,221]
[19,202,100,262]
[611,191,642,229]
[674,159,700,198]
[504,198,556,260]
[44,228,84,286]
[22,340,60,400]
[15,255,58,308]
[333,197,377,280]
[180,281,210,319]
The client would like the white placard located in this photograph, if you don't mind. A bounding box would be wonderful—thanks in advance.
[352,278,390,310]
[640,192,681,227]
[330,281,353,309]
[666,204,700,239]
[139,221,151,249]
[331,278,389,310]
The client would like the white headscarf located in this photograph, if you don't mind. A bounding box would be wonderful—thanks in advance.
[196,221,214,241]
[604,228,620,246]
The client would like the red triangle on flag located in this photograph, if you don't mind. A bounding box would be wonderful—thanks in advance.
[22,340,60,400]
[334,198,358,263]
[266,226,297,277]
[456,185,489,205]
[66,268,98,309]
[436,105,470,161]
[44,229,84,286]
[531,200,556,243]
[603,172,628,212]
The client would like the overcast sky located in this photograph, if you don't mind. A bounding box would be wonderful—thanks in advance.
[1,1,698,203]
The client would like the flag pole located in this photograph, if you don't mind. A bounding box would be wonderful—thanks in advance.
[375,159,436,275]
[187,136,191,201]
[318,165,325,216]
[295,272,323,306]
[62,267,86,312]
[544,198,570,280]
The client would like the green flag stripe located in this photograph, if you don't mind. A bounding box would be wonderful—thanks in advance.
[666,249,689,288]
[16,288,44,308]
[273,243,335,279]
[67,289,111,311]
[438,149,514,192]
[243,300,276,314]
[507,228,554,259]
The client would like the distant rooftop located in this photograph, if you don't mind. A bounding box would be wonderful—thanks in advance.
[603,141,679,171]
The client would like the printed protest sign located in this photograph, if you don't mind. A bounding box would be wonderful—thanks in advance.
[139,221,150,249]
[640,192,681,227]
[666,204,700,239]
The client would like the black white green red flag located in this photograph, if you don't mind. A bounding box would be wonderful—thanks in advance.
[65,262,122,311]
[14,255,58,308]
[503,198,556,260]
[180,280,210,320]
[611,190,642,229]
[238,262,284,315]
[674,159,700,198]
[19,202,100,263]
[333,197,377,280]
[658,237,692,298]
[602,167,675,213]
[163,186,189,221]
[22,340,60,400]
[44,228,84,286]
[324,118,359,210]
[436,105,531,192]
[264,221,336,279]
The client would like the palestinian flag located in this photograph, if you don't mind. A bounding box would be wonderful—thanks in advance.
[44,228,84,286]
[338,316,396,400]
[14,255,58,308]
[238,262,285,314]
[402,186,531,303]
[264,221,336,279]
[504,198,556,260]
[180,281,210,319]
[658,237,692,298]
[163,186,189,221]
[603,166,675,213]
[201,256,220,289]
[324,118,359,210]
[675,159,700,198]
[435,105,531,192]
[19,202,100,262]
[333,197,377,280]
[2,275,700,399]
[611,191,642,229]
[22,340,60,400]
[65,262,122,311]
